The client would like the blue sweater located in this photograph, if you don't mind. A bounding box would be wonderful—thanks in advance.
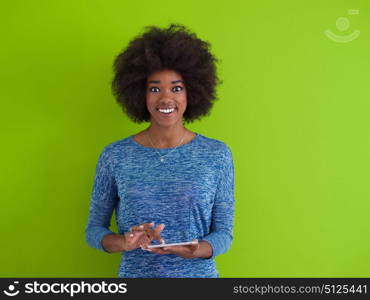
[85,133,235,278]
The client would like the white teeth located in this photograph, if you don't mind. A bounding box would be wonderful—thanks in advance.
[158,108,175,114]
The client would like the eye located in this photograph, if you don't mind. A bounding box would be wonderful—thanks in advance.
[172,86,184,93]
[149,87,160,93]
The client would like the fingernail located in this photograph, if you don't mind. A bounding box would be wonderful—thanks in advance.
[163,247,168,250]
[161,239,165,244]
[129,234,134,237]
[140,225,144,229]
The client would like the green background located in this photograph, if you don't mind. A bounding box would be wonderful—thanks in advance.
[1,0,369,277]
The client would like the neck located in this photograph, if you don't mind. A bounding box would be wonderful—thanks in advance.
[146,123,187,148]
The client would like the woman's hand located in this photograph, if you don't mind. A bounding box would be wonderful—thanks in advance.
[134,222,166,245]
[142,239,199,259]
[123,222,165,251]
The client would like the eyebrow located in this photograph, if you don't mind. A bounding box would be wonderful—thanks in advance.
[147,80,184,84]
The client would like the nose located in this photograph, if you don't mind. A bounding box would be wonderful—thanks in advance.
[160,87,173,98]
[158,92,175,106]
[159,98,174,104]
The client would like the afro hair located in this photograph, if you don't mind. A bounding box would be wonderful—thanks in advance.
[111,23,222,123]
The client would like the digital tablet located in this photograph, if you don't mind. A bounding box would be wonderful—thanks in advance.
[147,240,198,249]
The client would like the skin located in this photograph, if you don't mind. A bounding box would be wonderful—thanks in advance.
[122,223,165,252]
[127,69,212,259]
[133,68,196,148]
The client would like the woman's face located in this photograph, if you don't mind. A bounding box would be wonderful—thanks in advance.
[146,69,187,128]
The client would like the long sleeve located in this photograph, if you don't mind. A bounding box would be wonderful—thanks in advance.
[201,146,235,259]
[85,147,119,253]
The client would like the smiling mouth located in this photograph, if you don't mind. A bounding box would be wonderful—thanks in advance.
[156,107,177,115]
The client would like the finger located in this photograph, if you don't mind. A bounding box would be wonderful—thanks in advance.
[163,245,188,254]
[141,222,156,231]
[153,223,165,233]
[143,222,154,228]
[193,239,200,251]
[160,247,173,254]
[140,244,152,251]
[149,247,169,255]
[139,236,150,247]
[130,225,149,240]
[163,246,180,252]
[130,231,146,243]
[153,235,165,244]
[129,227,144,236]
[143,226,155,238]
[130,225,143,233]
[141,223,156,239]
[133,223,161,243]
[140,242,152,251]
[153,224,165,241]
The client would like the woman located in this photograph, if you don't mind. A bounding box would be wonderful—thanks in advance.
[85,24,235,278]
